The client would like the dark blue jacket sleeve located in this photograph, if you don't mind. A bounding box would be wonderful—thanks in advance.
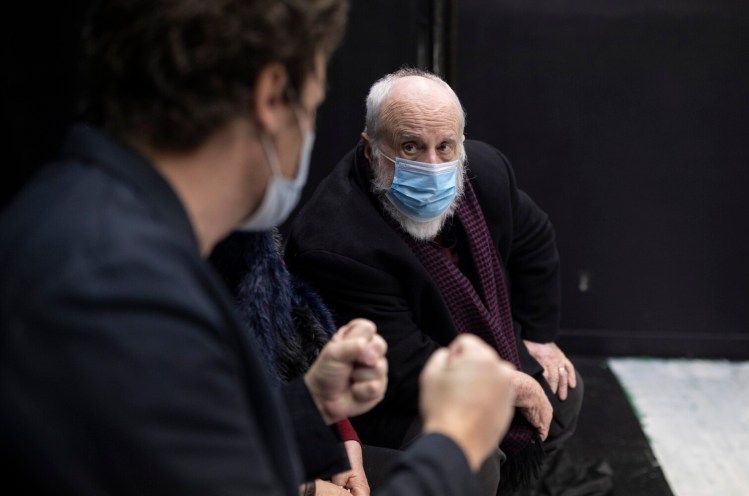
[284,377,350,481]
[375,434,481,496]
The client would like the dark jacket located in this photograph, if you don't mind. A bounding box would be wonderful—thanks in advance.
[0,126,481,496]
[286,139,561,449]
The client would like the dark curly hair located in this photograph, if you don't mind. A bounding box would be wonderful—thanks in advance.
[79,0,348,152]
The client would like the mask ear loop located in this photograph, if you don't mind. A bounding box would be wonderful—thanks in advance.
[260,134,283,179]
[380,152,396,164]
[260,102,310,183]
[293,107,308,140]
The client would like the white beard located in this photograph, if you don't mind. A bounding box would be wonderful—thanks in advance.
[370,148,467,241]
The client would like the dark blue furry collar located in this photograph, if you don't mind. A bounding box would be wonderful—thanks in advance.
[210,230,336,383]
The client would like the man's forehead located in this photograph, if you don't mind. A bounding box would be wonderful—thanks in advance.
[386,108,461,140]
[382,88,461,137]
[392,129,459,142]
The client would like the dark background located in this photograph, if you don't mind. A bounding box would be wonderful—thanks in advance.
[454,0,749,359]
[3,0,748,359]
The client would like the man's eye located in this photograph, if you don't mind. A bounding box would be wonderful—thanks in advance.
[402,143,416,153]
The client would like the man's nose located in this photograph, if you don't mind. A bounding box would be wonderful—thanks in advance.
[420,149,441,164]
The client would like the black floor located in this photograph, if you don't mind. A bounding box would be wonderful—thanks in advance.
[560,356,674,496]
[512,356,674,496]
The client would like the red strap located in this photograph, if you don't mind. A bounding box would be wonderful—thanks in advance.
[336,418,361,443]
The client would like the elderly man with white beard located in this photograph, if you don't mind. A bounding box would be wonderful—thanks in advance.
[286,68,584,494]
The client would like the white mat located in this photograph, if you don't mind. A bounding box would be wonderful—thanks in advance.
[608,358,749,496]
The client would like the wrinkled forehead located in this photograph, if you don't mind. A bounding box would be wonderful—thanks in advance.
[379,80,462,141]
[380,99,461,140]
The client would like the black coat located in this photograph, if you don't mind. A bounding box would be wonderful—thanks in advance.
[286,139,561,449]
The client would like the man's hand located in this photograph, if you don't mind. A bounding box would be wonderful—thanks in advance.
[331,440,370,496]
[419,334,516,472]
[510,370,553,441]
[304,319,388,425]
[523,340,577,400]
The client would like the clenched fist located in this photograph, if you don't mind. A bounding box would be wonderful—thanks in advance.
[304,319,388,424]
[420,334,516,472]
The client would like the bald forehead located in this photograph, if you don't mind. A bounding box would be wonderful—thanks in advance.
[387,76,451,102]
[380,76,462,138]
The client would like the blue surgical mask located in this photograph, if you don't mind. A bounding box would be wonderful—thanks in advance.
[239,111,315,231]
[381,153,459,221]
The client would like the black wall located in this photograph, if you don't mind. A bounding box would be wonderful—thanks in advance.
[2,1,91,209]
[456,0,749,358]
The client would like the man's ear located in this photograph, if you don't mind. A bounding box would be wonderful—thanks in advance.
[253,63,289,134]
[361,132,372,161]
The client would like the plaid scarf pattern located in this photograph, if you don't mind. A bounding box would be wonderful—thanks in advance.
[388,179,543,487]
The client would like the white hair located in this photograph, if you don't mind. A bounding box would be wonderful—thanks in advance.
[364,68,466,144]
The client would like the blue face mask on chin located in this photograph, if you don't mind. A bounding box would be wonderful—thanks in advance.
[381,153,459,222]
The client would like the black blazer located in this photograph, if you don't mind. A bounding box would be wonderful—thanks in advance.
[287,139,561,449]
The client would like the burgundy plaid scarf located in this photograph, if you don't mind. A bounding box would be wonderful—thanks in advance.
[388,179,543,488]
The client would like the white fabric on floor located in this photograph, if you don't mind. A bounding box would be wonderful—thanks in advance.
[608,358,749,496]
